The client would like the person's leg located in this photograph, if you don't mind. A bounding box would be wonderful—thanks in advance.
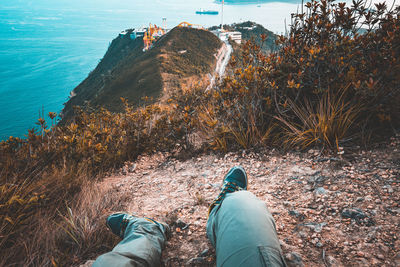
[93,214,169,267]
[206,167,286,267]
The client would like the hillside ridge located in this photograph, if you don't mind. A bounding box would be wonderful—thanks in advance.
[62,27,222,121]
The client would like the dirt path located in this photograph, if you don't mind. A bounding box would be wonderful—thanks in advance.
[217,41,232,77]
[207,40,232,91]
[92,135,400,266]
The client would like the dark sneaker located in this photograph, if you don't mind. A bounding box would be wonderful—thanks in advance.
[223,166,247,190]
[106,213,136,238]
[208,166,248,215]
[106,213,170,239]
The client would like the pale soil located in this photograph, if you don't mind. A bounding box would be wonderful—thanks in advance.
[160,40,227,101]
[91,134,400,267]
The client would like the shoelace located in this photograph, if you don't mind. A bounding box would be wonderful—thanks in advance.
[208,181,243,216]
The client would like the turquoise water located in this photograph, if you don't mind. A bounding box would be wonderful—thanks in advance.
[0,0,308,140]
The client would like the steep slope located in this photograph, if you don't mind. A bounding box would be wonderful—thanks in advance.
[62,27,222,121]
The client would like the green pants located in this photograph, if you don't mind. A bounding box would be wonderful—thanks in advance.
[93,217,168,267]
[207,191,286,266]
[93,191,286,267]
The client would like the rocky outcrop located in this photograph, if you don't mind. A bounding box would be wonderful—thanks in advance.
[90,135,400,266]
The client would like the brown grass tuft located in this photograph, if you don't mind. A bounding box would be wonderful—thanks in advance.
[276,88,360,150]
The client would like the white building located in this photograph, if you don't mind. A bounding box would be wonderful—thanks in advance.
[130,28,146,39]
[119,30,128,37]
[226,31,242,44]
[211,29,242,44]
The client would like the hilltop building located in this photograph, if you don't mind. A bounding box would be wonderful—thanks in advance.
[211,29,242,44]
[119,30,129,37]
[130,28,146,39]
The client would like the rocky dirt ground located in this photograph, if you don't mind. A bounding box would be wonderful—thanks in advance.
[89,134,400,267]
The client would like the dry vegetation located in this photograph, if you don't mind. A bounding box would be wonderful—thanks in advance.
[1,0,399,265]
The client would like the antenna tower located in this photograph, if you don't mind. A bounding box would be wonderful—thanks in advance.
[221,0,224,30]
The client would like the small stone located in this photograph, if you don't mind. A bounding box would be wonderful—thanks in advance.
[289,210,304,220]
[79,260,95,267]
[175,219,188,229]
[371,258,381,265]
[186,257,205,265]
[315,187,328,195]
[303,222,327,233]
[289,210,300,217]
[383,185,394,193]
[199,248,209,257]
[326,256,341,267]
[284,252,304,267]
[357,251,365,257]
[380,245,389,253]
[128,164,136,173]
[331,185,338,191]
[341,208,367,220]
[298,231,307,238]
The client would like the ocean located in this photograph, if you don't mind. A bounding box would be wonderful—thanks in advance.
[0,0,329,139]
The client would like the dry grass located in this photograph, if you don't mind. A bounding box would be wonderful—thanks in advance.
[52,184,122,266]
[276,88,360,150]
[9,182,123,266]
[0,97,191,266]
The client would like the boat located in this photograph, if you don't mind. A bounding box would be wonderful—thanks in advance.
[196,9,219,15]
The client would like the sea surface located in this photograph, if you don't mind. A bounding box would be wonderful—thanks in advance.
[0,0,360,139]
